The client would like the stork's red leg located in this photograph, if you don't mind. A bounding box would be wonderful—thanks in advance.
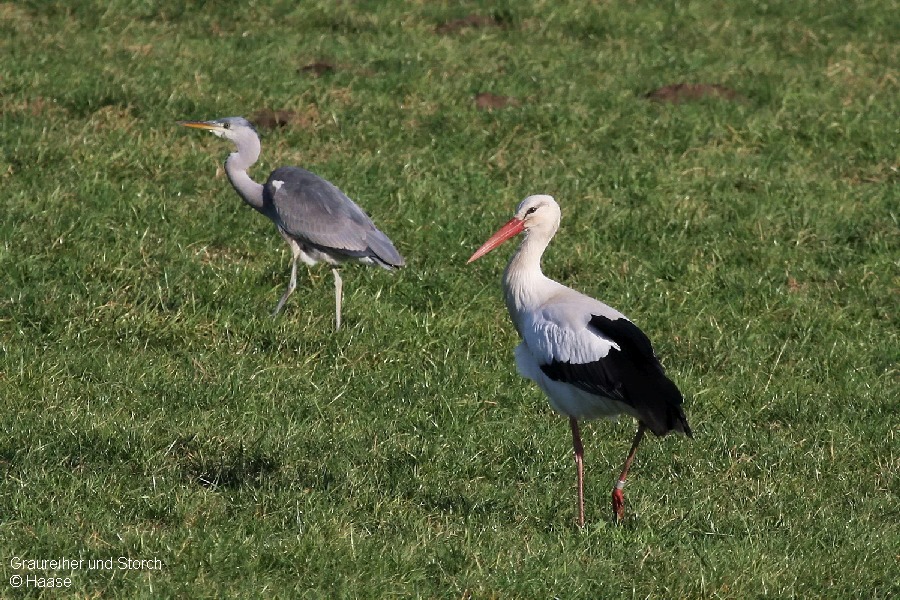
[612,423,646,523]
[570,417,585,528]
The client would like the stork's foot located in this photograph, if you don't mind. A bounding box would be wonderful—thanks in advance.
[612,487,625,523]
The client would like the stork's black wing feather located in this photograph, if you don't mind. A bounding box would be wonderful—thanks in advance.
[540,315,691,437]
[588,315,661,372]
[539,359,625,402]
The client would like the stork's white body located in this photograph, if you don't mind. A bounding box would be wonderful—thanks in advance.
[468,194,690,526]
[510,294,636,422]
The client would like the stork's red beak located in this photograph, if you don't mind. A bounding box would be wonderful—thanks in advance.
[467,218,525,263]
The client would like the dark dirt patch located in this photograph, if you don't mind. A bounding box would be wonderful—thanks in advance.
[299,61,337,77]
[475,92,520,110]
[250,108,300,129]
[645,83,744,103]
[435,14,503,34]
[787,277,805,293]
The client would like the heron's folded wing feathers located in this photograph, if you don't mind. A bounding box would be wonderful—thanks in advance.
[264,167,403,265]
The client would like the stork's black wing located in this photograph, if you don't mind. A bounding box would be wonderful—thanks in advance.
[540,314,691,437]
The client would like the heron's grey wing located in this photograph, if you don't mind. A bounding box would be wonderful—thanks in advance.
[264,167,404,266]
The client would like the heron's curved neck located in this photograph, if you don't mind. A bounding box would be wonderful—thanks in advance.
[224,141,265,212]
[503,229,554,315]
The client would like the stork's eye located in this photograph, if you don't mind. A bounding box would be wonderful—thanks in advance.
[525,206,538,216]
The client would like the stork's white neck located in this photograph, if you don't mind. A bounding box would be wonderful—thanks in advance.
[502,228,557,321]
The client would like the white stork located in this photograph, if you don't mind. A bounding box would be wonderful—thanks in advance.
[468,195,691,526]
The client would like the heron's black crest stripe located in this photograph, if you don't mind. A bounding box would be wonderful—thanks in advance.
[539,315,691,437]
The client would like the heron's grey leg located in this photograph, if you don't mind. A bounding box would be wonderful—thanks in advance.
[272,258,297,316]
[332,268,343,330]
[273,238,302,317]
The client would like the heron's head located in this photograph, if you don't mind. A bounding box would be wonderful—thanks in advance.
[467,194,560,263]
[178,116,258,144]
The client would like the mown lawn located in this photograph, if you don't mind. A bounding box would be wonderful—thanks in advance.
[1,1,897,597]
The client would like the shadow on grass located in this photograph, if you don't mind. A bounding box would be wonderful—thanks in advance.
[172,435,280,490]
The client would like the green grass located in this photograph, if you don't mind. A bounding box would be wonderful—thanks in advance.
[1,0,897,597]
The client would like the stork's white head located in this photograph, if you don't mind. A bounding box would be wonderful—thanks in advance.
[514,194,561,235]
[467,194,560,263]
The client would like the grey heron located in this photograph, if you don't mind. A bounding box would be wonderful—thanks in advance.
[178,116,405,328]
[468,195,691,526]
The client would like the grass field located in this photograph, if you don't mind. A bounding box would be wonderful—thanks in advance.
[1,0,897,597]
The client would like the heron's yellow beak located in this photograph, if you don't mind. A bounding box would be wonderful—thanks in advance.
[177,120,220,131]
